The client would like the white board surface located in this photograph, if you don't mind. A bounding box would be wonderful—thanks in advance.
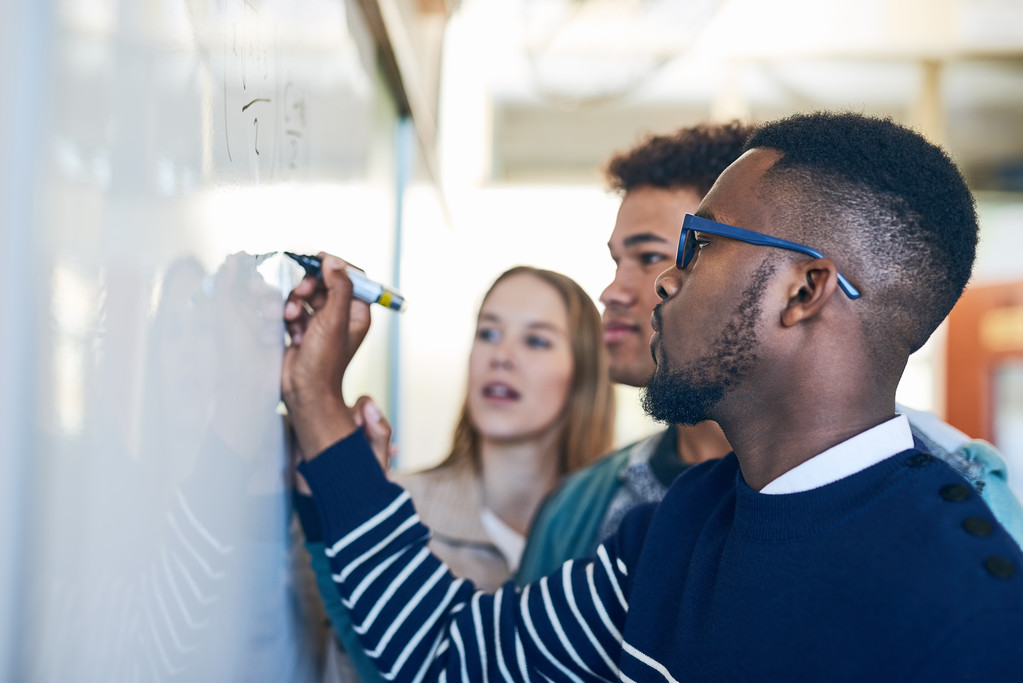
[0,1,402,679]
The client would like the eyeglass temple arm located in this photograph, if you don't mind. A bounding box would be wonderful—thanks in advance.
[691,220,861,299]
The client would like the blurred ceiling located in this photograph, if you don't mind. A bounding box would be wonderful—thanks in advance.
[446,0,1023,190]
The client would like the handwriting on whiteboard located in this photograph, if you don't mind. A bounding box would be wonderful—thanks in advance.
[215,0,308,178]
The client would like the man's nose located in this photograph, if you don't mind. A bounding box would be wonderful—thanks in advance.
[600,270,637,309]
[654,265,682,301]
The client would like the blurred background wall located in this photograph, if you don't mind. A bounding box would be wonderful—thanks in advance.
[1,0,1022,679]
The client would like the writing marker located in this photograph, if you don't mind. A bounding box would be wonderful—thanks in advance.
[284,252,407,312]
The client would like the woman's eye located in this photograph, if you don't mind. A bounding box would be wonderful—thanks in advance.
[526,335,552,350]
[640,252,668,266]
[477,327,499,343]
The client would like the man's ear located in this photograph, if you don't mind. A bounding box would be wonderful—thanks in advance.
[780,258,840,327]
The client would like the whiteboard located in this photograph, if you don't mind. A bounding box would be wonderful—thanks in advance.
[0,0,404,679]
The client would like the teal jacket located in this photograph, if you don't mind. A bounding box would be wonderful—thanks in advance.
[515,431,666,586]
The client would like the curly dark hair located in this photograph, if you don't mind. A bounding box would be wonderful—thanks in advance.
[605,121,753,196]
[746,111,978,355]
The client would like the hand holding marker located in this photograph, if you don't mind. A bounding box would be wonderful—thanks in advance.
[284,252,407,312]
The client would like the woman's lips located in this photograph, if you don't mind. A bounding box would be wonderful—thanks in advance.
[482,382,520,401]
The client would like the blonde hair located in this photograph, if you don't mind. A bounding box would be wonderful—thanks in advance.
[437,266,615,477]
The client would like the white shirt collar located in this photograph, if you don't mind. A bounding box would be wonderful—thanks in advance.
[479,507,525,572]
[759,414,914,495]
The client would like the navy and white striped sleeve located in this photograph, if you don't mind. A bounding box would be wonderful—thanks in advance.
[299,429,632,682]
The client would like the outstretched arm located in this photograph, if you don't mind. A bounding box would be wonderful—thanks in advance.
[298,428,630,682]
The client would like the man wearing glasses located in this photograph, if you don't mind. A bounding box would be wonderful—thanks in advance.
[284,112,1023,680]
[516,124,1023,586]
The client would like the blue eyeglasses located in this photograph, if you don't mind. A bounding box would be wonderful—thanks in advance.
[677,214,861,299]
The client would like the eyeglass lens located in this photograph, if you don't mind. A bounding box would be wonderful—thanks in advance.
[678,230,695,269]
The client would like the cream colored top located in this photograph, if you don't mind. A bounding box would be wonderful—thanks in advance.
[393,460,513,592]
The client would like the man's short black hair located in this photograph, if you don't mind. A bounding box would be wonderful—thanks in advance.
[606,121,753,196]
[746,111,978,355]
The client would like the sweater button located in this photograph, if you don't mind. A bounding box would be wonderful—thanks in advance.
[940,483,970,502]
[962,517,994,537]
[983,556,1015,579]
[906,453,933,467]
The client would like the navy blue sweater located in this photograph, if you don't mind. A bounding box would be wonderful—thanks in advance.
[300,429,1023,681]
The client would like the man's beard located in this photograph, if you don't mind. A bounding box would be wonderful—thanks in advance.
[641,261,774,426]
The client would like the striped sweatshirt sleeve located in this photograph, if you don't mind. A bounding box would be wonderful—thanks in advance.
[298,429,632,682]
